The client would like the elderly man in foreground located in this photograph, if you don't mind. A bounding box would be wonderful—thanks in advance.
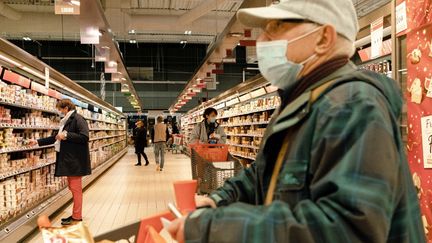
[168,0,426,242]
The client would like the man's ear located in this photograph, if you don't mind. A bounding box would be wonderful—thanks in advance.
[314,25,337,55]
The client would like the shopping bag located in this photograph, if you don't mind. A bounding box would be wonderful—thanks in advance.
[136,210,175,243]
[143,225,167,243]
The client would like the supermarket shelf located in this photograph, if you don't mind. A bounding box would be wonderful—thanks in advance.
[226,133,264,138]
[0,161,56,180]
[0,145,54,154]
[230,152,256,160]
[227,143,260,150]
[218,106,277,119]
[221,121,270,127]
[0,100,58,115]
[90,139,126,151]
[0,124,59,130]
[0,147,128,243]
[89,134,126,142]
[84,117,120,125]
[89,128,124,131]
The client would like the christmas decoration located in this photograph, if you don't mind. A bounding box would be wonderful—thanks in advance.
[406,20,432,240]
[409,48,422,64]
[408,78,423,103]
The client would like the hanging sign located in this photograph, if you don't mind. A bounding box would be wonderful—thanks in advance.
[396,1,408,34]
[421,115,432,168]
[55,0,80,15]
[371,17,384,59]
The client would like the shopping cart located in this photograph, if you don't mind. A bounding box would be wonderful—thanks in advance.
[190,144,243,194]
[171,134,183,154]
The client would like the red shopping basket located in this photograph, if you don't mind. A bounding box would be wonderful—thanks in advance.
[190,144,229,162]
[190,144,243,194]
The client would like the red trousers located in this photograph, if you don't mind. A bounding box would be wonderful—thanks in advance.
[67,176,83,219]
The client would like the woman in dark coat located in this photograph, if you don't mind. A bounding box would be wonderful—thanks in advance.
[29,99,90,225]
[134,120,150,166]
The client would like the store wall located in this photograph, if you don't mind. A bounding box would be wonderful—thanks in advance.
[404,0,432,238]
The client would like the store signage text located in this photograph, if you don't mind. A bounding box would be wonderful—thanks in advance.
[371,17,384,59]
[421,115,432,168]
[396,1,408,34]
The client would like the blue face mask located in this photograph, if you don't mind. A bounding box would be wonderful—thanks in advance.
[256,27,321,91]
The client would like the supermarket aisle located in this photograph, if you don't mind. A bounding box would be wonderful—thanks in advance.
[26,146,191,242]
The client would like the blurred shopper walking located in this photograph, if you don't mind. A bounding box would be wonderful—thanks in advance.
[151,116,167,171]
[134,120,150,166]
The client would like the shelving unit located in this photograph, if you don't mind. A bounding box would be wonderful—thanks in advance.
[181,76,280,165]
[0,39,129,242]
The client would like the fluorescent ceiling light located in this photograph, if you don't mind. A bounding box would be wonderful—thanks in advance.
[184,30,192,35]
[129,39,137,44]
[23,37,32,41]
[0,54,23,67]
[180,40,187,44]
[129,30,136,34]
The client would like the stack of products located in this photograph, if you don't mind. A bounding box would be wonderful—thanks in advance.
[90,142,124,169]
[0,148,55,175]
[0,82,57,112]
[0,129,53,151]
[0,106,59,128]
[0,164,67,223]
[220,96,280,117]
[359,60,392,77]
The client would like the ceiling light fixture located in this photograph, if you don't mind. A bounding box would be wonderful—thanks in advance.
[23,36,32,41]
[129,39,137,44]
[184,30,192,35]
[129,29,136,34]
[180,40,187,44]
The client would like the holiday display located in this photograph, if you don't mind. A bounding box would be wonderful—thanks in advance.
[406,16,432,237]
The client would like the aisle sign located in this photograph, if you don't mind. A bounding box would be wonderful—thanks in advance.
[371,17,384,59]
[396,1,408,34]
[2,70,30,88]
[421,115,432,168]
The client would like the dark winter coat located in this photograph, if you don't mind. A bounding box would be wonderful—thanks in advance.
[38,111,91,177]
[134,126,148,153]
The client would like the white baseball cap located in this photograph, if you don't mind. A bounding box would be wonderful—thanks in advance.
[237,0,359,42]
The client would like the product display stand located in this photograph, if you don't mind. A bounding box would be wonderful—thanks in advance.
[181,76,280,166]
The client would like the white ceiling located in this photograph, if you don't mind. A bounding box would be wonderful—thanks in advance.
[0,0,242,43]
[0,0,391,43]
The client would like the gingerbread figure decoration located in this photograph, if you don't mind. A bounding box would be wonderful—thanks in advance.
[408,78,423,104]
[408,48,422,64]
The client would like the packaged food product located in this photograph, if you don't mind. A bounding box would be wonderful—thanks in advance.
[40,222,95,243]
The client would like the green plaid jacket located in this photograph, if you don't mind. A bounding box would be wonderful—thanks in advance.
[184,63,426,243]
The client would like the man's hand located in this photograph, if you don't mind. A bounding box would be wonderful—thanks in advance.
[209,133,216,139]
[28,139,38,147]
[56,131,67,141]
[195,195,217,208]
[167,216,186,243]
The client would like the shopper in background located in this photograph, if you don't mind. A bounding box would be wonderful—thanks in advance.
[134,120,150,166]
[29,99,90,226]
[151,116,167,171]
[168,0,425,242]
[173,122,180,135]
[191,107,226,144]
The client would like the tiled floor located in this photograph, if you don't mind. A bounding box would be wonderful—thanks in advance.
[25,147,191,242]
